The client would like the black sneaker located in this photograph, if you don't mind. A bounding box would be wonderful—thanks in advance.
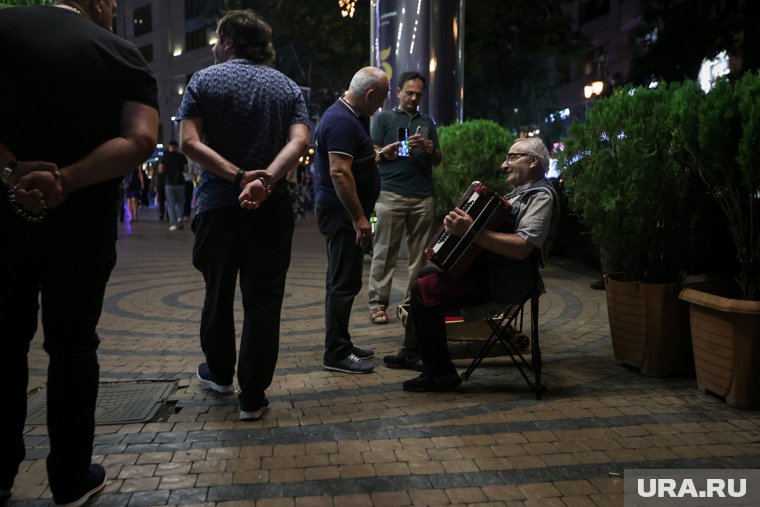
[383,350,423,371]
[240,397,270,421]
[53,464,107,507]
[323,354,374,374]
[352,345,374,360]
[403,372,461,392]
[196,363,234,394]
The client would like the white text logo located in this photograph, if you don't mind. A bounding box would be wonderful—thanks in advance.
[637,478,746,499]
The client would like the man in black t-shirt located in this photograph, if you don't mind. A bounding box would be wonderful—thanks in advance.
[0,2,158,505]
[159,140,188,230]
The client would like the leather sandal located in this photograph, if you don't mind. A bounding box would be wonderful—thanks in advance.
[369,305,388,324]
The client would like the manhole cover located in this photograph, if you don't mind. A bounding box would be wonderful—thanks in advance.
[26,381,176,426]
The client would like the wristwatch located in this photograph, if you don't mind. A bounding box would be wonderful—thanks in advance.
[1,160,18,187]
[233,168,246,188]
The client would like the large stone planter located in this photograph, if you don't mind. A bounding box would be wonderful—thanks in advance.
[679,287,760,409]
[605,273,693,377]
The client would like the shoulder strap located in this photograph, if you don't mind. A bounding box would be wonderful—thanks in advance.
[521,180,561,268]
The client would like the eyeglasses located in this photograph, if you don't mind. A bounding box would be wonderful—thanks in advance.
[506,153,529,162]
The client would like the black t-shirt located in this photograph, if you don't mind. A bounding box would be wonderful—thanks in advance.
[161,151,188,186]
[0,6,158,221]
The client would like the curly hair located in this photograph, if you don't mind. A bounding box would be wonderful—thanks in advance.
[217,10,275,64]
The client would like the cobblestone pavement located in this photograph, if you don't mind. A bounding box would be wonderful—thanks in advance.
[10,210,760,507]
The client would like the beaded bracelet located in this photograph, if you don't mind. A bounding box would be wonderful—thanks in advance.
[255,176,273,195]
[8,184,46,223]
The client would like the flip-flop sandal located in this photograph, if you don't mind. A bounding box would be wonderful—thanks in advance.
[369,305,388,324]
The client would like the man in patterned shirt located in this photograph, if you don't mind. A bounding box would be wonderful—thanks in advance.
[177,10,309,421]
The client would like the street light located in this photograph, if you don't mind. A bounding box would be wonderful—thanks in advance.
[584,80,605,99]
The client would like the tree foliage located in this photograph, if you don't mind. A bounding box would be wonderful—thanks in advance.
[434,120,515,218]
[671,74,760,299]
[0,0,52,7]
[207,0,369,118]
[558,83,713,283]
[629,0,760,84]
[463,1,588,132]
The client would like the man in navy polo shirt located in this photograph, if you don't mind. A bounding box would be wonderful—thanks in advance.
[314,66,398,374]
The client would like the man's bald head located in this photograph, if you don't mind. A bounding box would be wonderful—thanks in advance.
[345,67,389,117]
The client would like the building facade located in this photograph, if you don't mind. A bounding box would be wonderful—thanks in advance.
[115,0,216,145]
[555,0,642,123]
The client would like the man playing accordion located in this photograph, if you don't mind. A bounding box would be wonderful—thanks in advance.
[401,137,559,392]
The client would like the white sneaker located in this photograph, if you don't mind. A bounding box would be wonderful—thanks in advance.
[169,225,178,231]
[240,398,270,421]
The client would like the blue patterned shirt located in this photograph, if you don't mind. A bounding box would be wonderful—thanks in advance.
[176,59,309,214]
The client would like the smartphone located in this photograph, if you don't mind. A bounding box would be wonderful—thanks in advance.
[415,126,429,139]
[397,127,410,158]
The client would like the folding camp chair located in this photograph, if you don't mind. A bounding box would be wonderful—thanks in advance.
[459,277,544,400]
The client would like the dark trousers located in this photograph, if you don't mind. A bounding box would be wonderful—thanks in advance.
[0,196,115,497]
[316,205,365,362]
[405,266,490,379]
[184,180,194,217]
[156,184,166,219]
[191,193,294,410]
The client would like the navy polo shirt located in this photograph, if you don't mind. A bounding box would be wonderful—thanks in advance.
[314,98,380,216]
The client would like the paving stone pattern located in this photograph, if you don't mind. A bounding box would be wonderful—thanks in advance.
[11,210,760,506]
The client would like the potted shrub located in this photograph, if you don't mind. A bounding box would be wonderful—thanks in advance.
[558,83,713,377]
[673,73,760,409]
[434,119,515,218]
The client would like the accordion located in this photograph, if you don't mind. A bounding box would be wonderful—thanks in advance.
[425,181,512,277]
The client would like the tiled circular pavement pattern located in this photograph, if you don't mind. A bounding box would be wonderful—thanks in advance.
[11,209,760,506]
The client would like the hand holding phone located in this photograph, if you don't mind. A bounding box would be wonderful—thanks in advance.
[411,125,432,154]
[397,127,410,158]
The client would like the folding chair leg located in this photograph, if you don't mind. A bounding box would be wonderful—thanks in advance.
[462,330,501,380]
[460,291,545,400]
[530,293,543,400]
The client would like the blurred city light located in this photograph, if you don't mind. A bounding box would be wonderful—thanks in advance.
[338,0,357,18]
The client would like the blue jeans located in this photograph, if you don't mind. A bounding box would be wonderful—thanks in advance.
[165,184,185,226]
[0,192,115,497]
[316,205,366,363]
[191,191,294,410]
